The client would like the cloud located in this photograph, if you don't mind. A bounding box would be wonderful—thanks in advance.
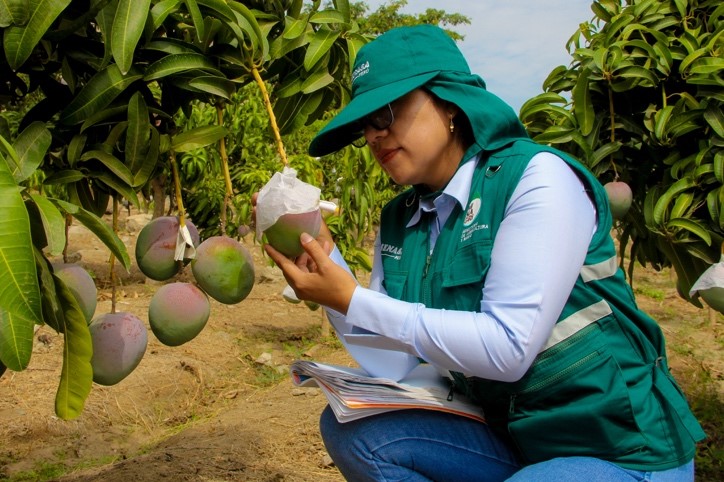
[363,0,593,112]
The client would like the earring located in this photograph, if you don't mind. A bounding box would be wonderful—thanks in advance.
[449,116,455,133]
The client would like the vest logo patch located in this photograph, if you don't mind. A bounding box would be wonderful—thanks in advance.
[461,197,488,242]
[464,197,481,226]
[380,243,402,260]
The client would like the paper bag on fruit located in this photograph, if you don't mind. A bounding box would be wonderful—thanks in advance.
[256,167,323,257]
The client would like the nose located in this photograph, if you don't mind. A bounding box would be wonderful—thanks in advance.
[364,124,388,146]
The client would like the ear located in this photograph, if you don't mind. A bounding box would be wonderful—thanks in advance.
[446,102,461,119]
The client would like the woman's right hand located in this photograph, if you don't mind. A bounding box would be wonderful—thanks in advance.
[251,192,335,267]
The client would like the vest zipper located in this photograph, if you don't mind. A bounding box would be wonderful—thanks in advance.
[422,254,432,307]
[508,351,600,414]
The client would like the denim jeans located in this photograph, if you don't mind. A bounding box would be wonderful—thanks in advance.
[319,406,695,481]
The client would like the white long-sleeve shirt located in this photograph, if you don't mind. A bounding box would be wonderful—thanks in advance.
[326,152,597,382]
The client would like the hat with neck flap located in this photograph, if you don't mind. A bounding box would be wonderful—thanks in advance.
[308,24,529,158]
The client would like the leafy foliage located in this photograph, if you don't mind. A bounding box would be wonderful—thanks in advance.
[520,0,723,304]
[0,0,468,418]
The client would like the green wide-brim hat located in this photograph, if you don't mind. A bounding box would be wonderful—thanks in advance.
[309,25,471,157]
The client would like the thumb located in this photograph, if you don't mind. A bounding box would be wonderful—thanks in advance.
[300,232,328,262]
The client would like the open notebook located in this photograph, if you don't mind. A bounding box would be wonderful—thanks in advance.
[290,360,485,424]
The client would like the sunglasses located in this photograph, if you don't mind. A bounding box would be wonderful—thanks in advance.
[352,103,395,148]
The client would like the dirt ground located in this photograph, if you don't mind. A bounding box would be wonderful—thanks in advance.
[0,207,722,481]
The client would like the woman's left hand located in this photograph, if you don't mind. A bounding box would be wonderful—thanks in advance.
[264,233,357,314]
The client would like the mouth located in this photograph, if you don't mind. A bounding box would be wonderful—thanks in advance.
[376,147,399,164]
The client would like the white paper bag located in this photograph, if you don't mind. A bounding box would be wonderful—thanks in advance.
[255,167,321,238]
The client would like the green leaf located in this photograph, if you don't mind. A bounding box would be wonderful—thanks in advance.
[572,70,594,135]
[689,57,724,75]
[28,193,66,256]
[94,171,140,209]
[532,126,575,144]
[171,125,228,152]
[3,0,72,70]
[0,153,42,371]
[673,0,687,18]
[185,0,205,42]
[614,65,658,86]
[271,28,309,60]
[301,69,334,94]
[7,121,51,183]
[310,10,345,24]
[653,178,695,226]
[133,126,159,187]
[43,169,86,185]
[51,198,131,271]
[667,218,711,245]
[653,105,674,142]
[333,0,350,23]
[125,92,150,174]
[80,150,133,185]
[196,0,235,22]
[590,141,622,169]
[304,28,339,71]
[670,192,694,220]
[282,15,308,40]
[227,1,265,61]
[80,105,128,133]
[67,134,87,167]
[151,0,182,29]
[188,76,237,100]
[111,0,152,74]
[0,0,29,28]
[345,32,367,71]
[144,53,222,81]
[60,65,143,125]
[53,272,93,420]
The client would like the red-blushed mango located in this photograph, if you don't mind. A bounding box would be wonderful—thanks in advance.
[135,216,200,281]
[264,209,322,257]
[148,282,211,346]
[191,236,255,304]
[52,263,97,324]
[603,181,633,220]
[89,312,147,386]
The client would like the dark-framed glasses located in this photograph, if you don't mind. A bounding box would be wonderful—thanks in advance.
[363,103,394,130]
[351,103,395,148]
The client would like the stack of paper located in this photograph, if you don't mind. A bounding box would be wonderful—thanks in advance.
[290,360,486,424]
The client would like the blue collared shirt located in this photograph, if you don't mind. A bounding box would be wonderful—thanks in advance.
[327,152,597,382]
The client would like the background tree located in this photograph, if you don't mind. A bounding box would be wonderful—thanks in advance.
[519,0,723,307]
[0,0,468,418]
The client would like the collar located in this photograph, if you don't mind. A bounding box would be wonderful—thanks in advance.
[407,153,481,228]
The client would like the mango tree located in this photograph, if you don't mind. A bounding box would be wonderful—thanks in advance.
[520,0,723,305]
[0,0,362,418]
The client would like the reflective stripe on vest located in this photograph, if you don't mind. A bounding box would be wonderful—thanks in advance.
[539,256,618,352]
[580,255,618,282]
[540,299,612,353]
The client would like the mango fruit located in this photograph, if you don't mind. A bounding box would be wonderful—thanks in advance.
[149,282,211,346]
[89,312,147,386]
[191,236,255,304]
[53,263,97,324]
[264,209,322,257]
[700,286,724,314]
[135,216,199,281]
[603,181,633,220]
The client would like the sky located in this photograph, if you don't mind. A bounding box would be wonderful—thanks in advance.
[362,0,595,113]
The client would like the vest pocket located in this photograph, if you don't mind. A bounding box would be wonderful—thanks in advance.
[382,270,408,300]
[441,241,491,309]
[507,345,647,464]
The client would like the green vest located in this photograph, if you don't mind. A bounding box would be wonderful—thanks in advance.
[379,140,705,470]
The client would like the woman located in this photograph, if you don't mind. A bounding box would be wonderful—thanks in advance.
[264,25,704,481]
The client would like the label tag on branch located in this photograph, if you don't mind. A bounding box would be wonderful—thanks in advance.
[175,225,197,261]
